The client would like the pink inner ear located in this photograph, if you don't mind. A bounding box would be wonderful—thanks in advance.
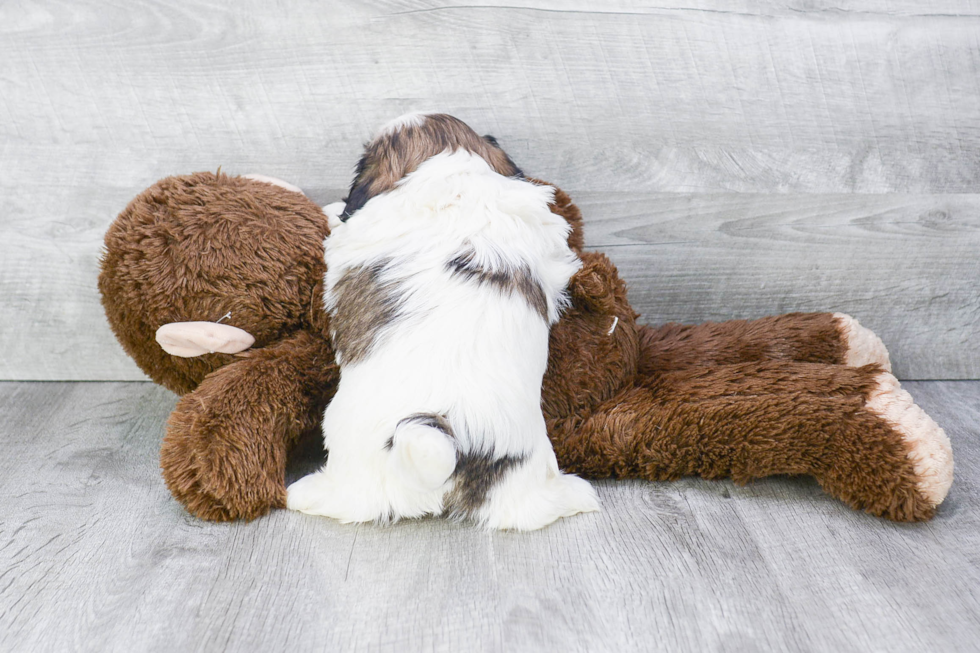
[155,322,256,358]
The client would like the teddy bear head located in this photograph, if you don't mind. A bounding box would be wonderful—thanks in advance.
[98,172,332,395]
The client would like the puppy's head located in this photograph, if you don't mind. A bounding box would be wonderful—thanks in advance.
[341,113,523,219]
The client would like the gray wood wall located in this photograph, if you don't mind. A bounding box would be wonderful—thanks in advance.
[2,0,978,380]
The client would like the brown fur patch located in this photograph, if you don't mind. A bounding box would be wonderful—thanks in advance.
[343,113,523,217]
[330,261,403,365]
[390,414,524,516]
[393,411,525,517]
[444,451,526,518]
[542,251,641,423]
[446,248,548,320]
[637,312,848,375]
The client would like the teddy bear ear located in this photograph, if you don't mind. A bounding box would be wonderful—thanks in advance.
[241,174,306,195]
[155,322,256,358]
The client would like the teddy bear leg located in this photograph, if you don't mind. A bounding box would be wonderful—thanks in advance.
[550,362,951,522]
[851,370,953,512]
[638,312,890,373]
[160,331,338,521]
[163,403,291,521]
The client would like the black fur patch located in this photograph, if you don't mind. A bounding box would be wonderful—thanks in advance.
[399,412,454,435]
[483,134,524,178]
[446,249,548,320]
[386,412,455,450]
[330,260,403,364]
[444,450,526,517]
[341,150,374,220]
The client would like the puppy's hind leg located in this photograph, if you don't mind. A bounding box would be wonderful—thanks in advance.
[388,413,458,491]
[478,451,600,531]
[286,469,338,516]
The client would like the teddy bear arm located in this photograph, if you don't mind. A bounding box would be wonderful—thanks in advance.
[543,250,642,422]
[550,361,951,522]
[161,331,338,521]
[637,312,891,374]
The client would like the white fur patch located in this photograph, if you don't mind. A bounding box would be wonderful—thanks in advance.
[374,112,430,139]
[834,313,891,372]
[287,150,598,529]
[866,372,954,507]
[388,421,458,491]
[322,201,346,230]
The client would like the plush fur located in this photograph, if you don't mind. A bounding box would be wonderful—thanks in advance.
[287,143,597,529]
[99,156,954,526]
[99,172,333,396]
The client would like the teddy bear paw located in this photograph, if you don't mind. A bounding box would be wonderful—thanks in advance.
[162,459,285,522]
[160,423,288,522]
[865,372,954,509]
[834,313,892,371]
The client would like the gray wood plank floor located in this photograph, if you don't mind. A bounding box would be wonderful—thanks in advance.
[1,381,977,652]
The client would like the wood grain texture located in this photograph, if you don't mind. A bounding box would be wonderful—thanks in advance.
[2,191,976,381]
[2,0,979,194]
[0,381,977,652]
[578,192,980,380]
[2,0,979,380]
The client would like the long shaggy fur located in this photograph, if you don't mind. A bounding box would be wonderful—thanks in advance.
[342,112,523,218]
[287,122,598,530]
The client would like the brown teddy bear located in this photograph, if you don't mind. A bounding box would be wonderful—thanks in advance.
[98,171,953,524]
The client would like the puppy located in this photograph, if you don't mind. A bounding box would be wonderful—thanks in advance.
[287,113,599,530]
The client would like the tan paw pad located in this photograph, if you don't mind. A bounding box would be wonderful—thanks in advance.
[866,372,954,507]
[834,313,892,371]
